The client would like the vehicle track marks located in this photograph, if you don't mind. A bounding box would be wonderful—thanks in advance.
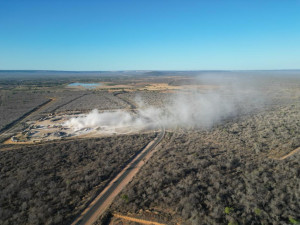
[72,126,165,225]
[113,213,166,225]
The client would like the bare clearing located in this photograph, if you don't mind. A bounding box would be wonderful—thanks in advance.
[112,213,166,225]
[7,110,156,144]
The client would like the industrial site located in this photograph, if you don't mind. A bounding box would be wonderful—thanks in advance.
[8,109,156,144]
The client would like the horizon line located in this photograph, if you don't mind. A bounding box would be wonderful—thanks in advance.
[0,69,300,73]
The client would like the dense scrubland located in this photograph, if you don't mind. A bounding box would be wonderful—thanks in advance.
[0,90,48,130]
[111,103,300,225]
[119,91,174,108]
[1,72,300,225]
[54,92,129,112]
[0,89,132,132]
[41,91,87,113]
[0,134,155,225]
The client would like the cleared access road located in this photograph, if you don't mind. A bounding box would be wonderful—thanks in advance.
[72,126,165,225]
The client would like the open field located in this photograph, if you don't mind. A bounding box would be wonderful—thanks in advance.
[0,71,299,225]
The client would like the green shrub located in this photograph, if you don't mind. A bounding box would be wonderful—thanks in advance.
[121,194,129,203]
[289,216,300,224]
[228,221,238,225]
[224,207,234,214]
[254,208,261,216]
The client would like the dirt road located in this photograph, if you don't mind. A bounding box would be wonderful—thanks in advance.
[113,213,166,225]
[72,126,165,225]
[279,146,300,160]
[0,98,56,142]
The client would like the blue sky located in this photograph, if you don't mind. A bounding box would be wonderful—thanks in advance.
[0,0,299,70]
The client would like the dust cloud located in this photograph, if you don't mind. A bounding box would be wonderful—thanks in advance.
[64,75,267,131]
[64,109,152,131]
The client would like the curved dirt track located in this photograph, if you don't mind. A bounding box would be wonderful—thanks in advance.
[113,213,166,225]
[279,146,300,160]
[72,126,165,225]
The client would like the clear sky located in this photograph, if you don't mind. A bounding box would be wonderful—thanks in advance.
[0,0,299,70]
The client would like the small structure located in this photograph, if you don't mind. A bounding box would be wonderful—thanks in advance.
[11,136,18,142]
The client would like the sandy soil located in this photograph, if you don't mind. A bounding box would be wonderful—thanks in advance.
[66,81,218,93]
[140,83,218,91]
[279,146,300,160]
[112,213,166,225]
[7,110,155,144]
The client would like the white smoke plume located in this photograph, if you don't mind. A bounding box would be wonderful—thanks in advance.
[64,109,152,131]
[64,75,267,131]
